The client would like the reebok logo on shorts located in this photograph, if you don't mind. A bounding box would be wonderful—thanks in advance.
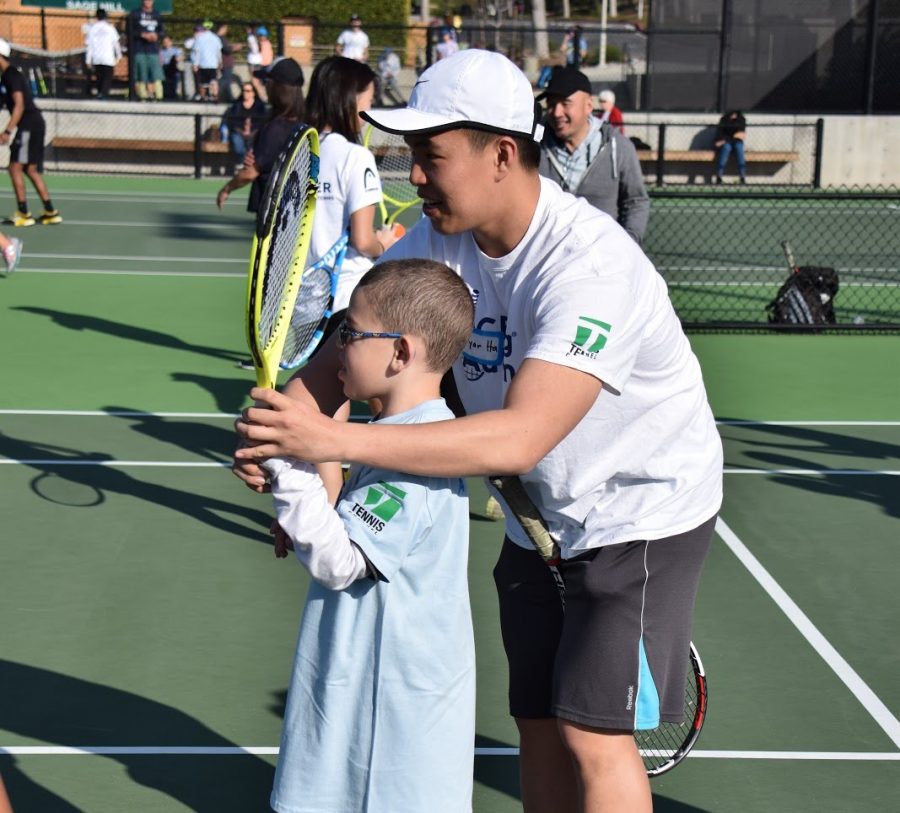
[567,316,612,359]
[350,482,407,532]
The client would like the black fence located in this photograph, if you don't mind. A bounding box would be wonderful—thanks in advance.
[644,187,900,331]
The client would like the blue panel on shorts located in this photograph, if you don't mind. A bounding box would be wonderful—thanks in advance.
[635,638,660,730]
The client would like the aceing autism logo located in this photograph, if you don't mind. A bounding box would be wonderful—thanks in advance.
[567,316,612,359]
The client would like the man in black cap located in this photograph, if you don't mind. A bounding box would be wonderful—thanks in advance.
[538,66,649,244]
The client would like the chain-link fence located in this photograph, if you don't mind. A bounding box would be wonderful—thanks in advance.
[644,188,900,331]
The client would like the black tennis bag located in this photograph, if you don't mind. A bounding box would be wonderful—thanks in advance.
[766,266,839,325]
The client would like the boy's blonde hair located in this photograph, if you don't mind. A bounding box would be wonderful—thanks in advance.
[354,259,474,373]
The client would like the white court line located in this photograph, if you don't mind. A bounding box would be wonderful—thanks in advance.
[1,746,897,761]
[15,268,243,277]
[725,469,900,475]
[0,460,227,467]
[22,253,244,264]
[47,220,245,230]
[716,518,900,749]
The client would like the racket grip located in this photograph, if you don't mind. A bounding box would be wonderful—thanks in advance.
[392,223,405,238]
[488,475,561,564]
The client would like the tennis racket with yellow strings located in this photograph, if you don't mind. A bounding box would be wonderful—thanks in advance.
[246,125,320,389]
[362,123,421,236]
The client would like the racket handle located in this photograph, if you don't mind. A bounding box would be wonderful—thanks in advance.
[392,223,405,238]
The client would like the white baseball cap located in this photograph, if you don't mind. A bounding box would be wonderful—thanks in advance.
[0,39,11,59]
[363,50,544,142]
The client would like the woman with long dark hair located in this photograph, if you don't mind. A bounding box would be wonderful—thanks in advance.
[303,56,401,324]
[215,57,306,212]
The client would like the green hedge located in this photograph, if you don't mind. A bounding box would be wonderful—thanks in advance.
[172,1,410,50]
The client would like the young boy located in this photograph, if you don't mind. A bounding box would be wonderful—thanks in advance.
[265,259,476,813]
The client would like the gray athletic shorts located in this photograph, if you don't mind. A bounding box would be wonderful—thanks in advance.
[493,515,715,730]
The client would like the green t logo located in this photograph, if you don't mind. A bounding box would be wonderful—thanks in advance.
[574,317,612,352]
[363,482,407,522]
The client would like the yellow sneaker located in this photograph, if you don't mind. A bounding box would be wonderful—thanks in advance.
[10,212,35,227]
[40,209,63,225]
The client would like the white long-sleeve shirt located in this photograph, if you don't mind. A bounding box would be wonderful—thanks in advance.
[85,20,122,67]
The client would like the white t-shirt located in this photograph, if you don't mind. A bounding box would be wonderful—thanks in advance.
[336,28,370,61]
[383,178,723,556]
[312,133,383,311]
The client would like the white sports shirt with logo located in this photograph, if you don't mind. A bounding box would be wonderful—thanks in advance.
[384,177,723,555]
[271,399,475,813]
[336,27,370,61]
[310,133,383,311]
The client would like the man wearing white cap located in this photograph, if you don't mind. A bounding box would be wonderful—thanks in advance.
[234,50,721,813]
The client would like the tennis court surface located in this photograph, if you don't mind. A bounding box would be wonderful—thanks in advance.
[1,177,898,811]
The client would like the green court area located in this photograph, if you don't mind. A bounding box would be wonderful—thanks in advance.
[1,177,898,811]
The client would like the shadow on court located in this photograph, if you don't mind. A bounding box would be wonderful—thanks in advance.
[720,421,900,517]
[103,407,240,464]
[0,431,272,543]
[12,307,247,365]
[161,212,254,243]
[170,372,257,416]
[0,659,274,812]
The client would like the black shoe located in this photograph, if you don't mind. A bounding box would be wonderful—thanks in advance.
[714,175,723,185]
[739,176,747,185]
[237,358,255,370]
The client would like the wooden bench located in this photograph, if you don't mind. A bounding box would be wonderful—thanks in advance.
[635,149,800,185]
[635,150,800,163]
[50,136,232,178]
[52,136,230,154]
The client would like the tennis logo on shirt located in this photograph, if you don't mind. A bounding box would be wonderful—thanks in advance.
[350,482,407,533]
[567,316,612,359]
[363,167,379,193]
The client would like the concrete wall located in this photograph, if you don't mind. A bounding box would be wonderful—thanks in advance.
[0,100,897,187]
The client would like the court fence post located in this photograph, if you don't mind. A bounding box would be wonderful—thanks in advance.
[193,114,203,180]
[655,123,666,187]
[813,117,824,189]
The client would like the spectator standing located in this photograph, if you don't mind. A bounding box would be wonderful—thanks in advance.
[129,0,164,100]
[257,27,274,68]
[216,23,239,102]
[714,109,747,184]
[0,38,62,226]
[220,81,267,169]
[560,26,587,67]
[435,30,459,61]
[190,21,222,102]
[158,34,183,100]
[597,88,625,133]
[84,9,122,100]
[245,25,262,68]
[538,67,648,243]
[376,47,403,107]
[335,14,370,63]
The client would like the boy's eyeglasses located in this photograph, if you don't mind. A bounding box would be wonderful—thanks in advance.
[337,321,403,346]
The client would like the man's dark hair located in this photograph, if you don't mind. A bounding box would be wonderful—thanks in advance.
[464,130,541,171]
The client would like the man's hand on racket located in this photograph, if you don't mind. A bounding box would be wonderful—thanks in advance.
[235,388,344,471]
